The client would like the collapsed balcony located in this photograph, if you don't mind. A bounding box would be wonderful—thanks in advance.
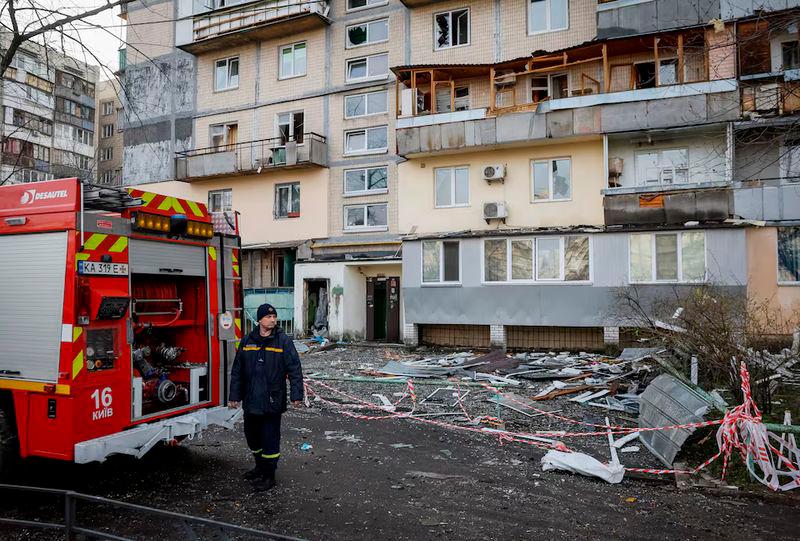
[175,133,328,181]
[176,0,331,54]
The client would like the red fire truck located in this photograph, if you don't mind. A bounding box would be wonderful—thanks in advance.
[0,178,243,473]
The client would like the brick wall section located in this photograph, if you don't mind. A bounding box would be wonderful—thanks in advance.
[126,2,174,65]
[707,26,738,80]
[403,323,419,346]
[489,324,507,349]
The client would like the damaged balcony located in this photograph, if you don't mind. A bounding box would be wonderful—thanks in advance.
[603,126,734,226]
[175,133,328,181]
[395,27,739,157]
[175,0,331,54]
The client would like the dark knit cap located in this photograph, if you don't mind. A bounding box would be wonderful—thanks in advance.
[257,303,277,321]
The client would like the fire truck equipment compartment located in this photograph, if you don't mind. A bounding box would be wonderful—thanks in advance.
[0,231,68,382]
[129,239,206,276]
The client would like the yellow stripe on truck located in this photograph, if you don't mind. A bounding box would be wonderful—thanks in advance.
[72,351,84,379]
[186,200,204,217]
[0,379,70,395]
[108,237,128,253]
[83,233,107,251]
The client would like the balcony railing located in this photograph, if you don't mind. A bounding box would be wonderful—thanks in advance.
[178,0,330,53]
[176,133,327,181]
[741,77,800,118]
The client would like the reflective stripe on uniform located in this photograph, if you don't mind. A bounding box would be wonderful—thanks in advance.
[251,448,263,455]
[261,452,280,459]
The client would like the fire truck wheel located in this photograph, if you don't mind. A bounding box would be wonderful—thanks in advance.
[0,406,18,480]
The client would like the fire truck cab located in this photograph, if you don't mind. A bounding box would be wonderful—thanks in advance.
[0,178,242,472]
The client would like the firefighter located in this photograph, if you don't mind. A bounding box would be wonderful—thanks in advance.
[228,303,304,492]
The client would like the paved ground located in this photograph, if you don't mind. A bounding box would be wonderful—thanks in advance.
[2,346,799,540]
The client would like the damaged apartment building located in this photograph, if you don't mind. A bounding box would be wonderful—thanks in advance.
[119,0,800,348]
[397,0,800,350]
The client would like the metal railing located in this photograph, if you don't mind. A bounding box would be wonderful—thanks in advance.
[193,0,329,42]
[0,484,306,541]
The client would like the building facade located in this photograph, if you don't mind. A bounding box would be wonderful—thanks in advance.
[1,32,99,185]
[95,79,124,185]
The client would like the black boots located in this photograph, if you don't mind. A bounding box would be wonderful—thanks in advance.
[253,469,276,492]
[242,455,263,480]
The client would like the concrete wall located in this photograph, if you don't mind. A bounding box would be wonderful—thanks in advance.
[293,260,403,340]
[135,166,330,246]
[398,139,605,235]
[402,228,748,327]
[746,226,800,333]
[720,0,800,20]
[96,80,125,184]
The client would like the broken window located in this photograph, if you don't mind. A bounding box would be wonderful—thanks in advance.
[210,123,237,150]
[781,138,800,181]
[512,240,534,280]
[423,240,460,283]
[629,232,705,283]
[435,166,469,208]
[528,0,567,34]
[536,238,560,280]
[214,57,239,91]
[345,203,388,230]
[531,158,571,202]
[280,42,306,79]
[345,126,388,154]
[346,53,389,83]
[635,61,656,89]
[347,18,389,48]
[435,9,469,50]
[549,73,569,99]
[659,58,678,85]
[564,236,590,281]
[484,239,507,282]
[208,189,232,213]
[275,183,300,218]
[345,90,388,118]
[783,41,800,70]
[277,111,304,144]
[778,227,800,282]
[635,148,689,186]
[345,166,388,194]
[530,76,549,103]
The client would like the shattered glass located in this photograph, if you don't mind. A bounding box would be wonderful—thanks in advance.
[564,236,590,281]
[484,239,507,282]
[511,240,533,280]
[423,241,440,282]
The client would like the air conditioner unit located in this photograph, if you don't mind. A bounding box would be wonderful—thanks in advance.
[483,164,506,182]
[483,201,508,222]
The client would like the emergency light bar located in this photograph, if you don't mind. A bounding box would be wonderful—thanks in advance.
[131,212,213,238]
[133,212,170,233]
[186,220,214,239]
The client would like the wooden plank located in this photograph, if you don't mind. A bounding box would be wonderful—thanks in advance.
[411,71,417,116]
[489,67,496,112]
[654,36,660,86]
[529,56,604,75]
[677,34,685,84]
[603,44,609,93]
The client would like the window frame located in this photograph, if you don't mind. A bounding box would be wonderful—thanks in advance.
[346,0,388,13]
[99,147,113,162]
[421,239,462,286]
[530,157,572,203]
[101,100,114,116]
[343,166,389,197]
[344,89,389,119]
[275,110,305,144]
[480,236,593,284]
[434,165,470,209]
[343,202,389,232]
[214,56,240,92]
[434,8,471,51]
[345,18,390,49]
[527,0,569,36]
[346,53,389,84]
[101,123,114,139]
[344,125,389,155]
[634,147,690,186]
[209,122,238,149]
[279,41,307,80]
[274,182,301,219]
[208,188,233,213]
[781,39,800,71]
[628,231,707,284]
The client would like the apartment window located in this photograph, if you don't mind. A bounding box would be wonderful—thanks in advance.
[101,124,114,139]
[434,166,469,208]
[659,59,679,85]
[208,189,233,213]
[32,143,50,162]
[344,203,388,231]
[782,41,800,70]
[347,0,387,11]
[344,126,388,154]
[530,74,568,102]
[214,57,239,91]
[15,169,52,183]
[277,111,304,144]
[344,166,388,195]
[100,147,113,161]
[280,42,306,79]
[435,86,470,112]
[778,227,800,282]
[346,53,389,83]
[528,0,568,35]
[102,101,114,116]
[782,138,800,181]
[345,90,388,118]
[422,240,460,284]
[210,123,238,150]
[532,158,571,201]
[347,18,389,48]
[629,231,705,283]
[98,170,116,184]
[275,183,300,218]
[435,9,469,50]
[634,58,679,88]
[635,148,689,186]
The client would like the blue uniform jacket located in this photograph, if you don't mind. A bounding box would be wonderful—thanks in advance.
[228,326,304,415]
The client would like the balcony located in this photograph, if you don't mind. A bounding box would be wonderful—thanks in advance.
[395,28,739,157]
[176,0,331,55]
[398,0,446,6]
[176,133,328,181]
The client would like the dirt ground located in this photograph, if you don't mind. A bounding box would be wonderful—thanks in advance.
[2,346,800,540]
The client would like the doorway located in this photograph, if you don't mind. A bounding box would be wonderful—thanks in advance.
[366,276,400,342]
[304,279,328,336]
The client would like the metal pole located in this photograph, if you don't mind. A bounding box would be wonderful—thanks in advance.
[64,491,76,541]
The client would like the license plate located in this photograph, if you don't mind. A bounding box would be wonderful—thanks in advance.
[78,260,129,276]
